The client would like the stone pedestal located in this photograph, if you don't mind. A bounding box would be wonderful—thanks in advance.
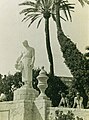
[35,97,51,120]
[14,85,38,101]
[0,100,35,120]
[11,100,34,120]
[13,84,39,120]
[12,67,51,120]
[0,67,52,120]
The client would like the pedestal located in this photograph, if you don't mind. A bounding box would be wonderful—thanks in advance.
[13,85,39,120]
[34,96,51,120]
[14,85,38,101]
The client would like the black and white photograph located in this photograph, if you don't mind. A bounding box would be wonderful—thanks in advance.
[0,0,89,120]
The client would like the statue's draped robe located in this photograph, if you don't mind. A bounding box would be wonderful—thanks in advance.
[22,50,32,87]
[15,48,34,87]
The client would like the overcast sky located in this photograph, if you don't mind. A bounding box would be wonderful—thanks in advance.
[0,0,89,76]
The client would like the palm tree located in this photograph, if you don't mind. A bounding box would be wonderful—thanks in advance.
[52,0,88,76]
[54,0,89,40]
[19,0,74,76]
[78,0,89,6]
[53,0,89,107]
[19,0,54,75]
[19,0,88,76]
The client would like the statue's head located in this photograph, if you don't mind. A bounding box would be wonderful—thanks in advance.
[22,40,29,48]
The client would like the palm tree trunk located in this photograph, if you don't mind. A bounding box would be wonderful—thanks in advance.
[45,18,54,76]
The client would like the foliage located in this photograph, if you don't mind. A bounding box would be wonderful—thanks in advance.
[56,31,89,107]
[54,0,89,108]
[0,68,68,106]
[46,75,68,106]
[0,72,22,101]
[0,69,41,101]
[52,110,84,120]
[19,0,89,106]
[32,68,41,93]
[19,0,75,75]
[19,0,75,26]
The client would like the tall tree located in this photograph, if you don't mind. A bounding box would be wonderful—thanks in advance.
[54,0,89,107]
[19,0,54,75]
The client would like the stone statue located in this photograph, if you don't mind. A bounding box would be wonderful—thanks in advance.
[15,40,35,87]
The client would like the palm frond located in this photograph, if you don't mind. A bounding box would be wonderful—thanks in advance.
[60,16,66,21]
[28,14,41,27]
[35,0,44,10]
[52,14,56,21]
[60,1,75,21]
[84,0,89,4]
[37,17,43,28]
[20,8,38,14]
[47,0,53,8]
[21,15,32,22]
[39,0,44,6]
[61,2,69,21]
[78,0,89,6]
[52,3,56,13]
[19,1,36,7]
[21,14,37,22]
[65,4,72,21]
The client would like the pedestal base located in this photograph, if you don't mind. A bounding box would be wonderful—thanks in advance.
[34,96,51,120]
[14,85,38,101]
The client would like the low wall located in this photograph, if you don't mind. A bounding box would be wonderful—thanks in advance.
[0,101,25,120]
[0,100,44,120]
[47,107,89,120]
[0,100,35,120]
[0,101,89,120]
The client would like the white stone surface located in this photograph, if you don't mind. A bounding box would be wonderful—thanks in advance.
[0,100,36,120]
[0,110,9,120]
[14,85,38,101]
[34,96,51,120]
[14,41,38,101]
[15,40,35,87]
[0,100,89,120]
[34,67,51,120]
[37,67,48,99]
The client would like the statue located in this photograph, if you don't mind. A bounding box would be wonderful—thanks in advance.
[15,40,35,87]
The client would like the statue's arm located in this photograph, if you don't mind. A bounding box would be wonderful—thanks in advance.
[16,52,23,63]
[15,53,24,71]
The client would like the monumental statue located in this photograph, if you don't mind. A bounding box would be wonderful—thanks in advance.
[15,40,35,88]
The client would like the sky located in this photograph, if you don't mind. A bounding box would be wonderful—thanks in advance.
[0,0,89,77]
